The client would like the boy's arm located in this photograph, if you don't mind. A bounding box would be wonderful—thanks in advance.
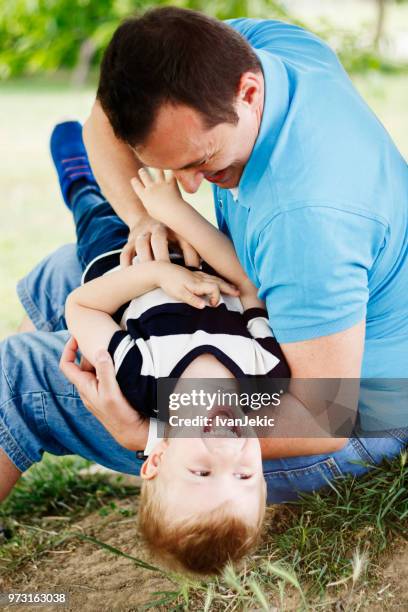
[65,260,238,365]
[131,170,264,309]
[65,262,161,366]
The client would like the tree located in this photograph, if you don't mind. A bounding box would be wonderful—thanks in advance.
[0,0,294,79]
[373,0,408,50]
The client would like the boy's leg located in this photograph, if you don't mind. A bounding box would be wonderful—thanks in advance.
[70,183,129,270]
[17,120,129,331]
[50,121,129,271]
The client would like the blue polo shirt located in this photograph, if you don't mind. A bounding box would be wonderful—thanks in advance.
[214,18,408,383]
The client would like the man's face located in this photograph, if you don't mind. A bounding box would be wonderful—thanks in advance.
[134,72,264,193]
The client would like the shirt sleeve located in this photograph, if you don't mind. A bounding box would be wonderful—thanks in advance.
[225,18,338,67]
[254,206,387,343]
[107,330,144,411]
[144,418,159,456]
[243,308,291,377]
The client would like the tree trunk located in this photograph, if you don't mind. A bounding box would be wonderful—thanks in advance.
[71,38,96,87]
[373,0,387,50]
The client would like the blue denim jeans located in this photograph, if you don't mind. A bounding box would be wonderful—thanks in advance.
[1,187,407,503]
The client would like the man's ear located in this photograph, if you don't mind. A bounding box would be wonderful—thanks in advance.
[237,71,263,108]
[140,440,168,480]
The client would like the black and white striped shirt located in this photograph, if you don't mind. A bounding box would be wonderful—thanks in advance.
[83,251,290,419]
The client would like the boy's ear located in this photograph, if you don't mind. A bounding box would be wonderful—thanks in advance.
[140,456,158,480]
[140,440,168,480]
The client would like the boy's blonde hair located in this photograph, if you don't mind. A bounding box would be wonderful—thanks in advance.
[138,477,265,575]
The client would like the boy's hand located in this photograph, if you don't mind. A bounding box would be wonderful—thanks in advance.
[131,168,184,221]
[156,262,239,309]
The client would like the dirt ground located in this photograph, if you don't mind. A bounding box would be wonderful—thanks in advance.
[1,475,407,611]
[0,496,176,612]
[368,540,408,610]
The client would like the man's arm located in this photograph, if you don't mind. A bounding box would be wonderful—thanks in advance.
[83,101,145,229]
[258,320,365,459]
[83,102,200,267]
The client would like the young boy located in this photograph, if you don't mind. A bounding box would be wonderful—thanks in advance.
[52,121,290,574]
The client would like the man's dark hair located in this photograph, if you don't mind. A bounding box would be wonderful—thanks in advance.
[97,7,261,146]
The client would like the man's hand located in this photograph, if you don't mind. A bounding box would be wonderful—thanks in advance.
[121,213,200,268]
[59,337,149,451]
[122,168,201,268]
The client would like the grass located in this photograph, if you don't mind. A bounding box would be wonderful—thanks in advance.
[0,455,139,574]
[1,452,406,608]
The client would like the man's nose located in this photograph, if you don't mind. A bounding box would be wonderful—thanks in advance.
[174,170,204,194]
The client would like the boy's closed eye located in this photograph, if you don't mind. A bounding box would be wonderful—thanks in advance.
[189,469,253,480]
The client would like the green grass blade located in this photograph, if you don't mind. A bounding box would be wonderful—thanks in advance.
[248,579,271,611]
[74,533,162,572]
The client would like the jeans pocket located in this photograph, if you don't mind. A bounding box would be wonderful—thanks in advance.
[264,457,343,504]
[387,428,408,445]
[353,433,406,467]
[349,436,376,464]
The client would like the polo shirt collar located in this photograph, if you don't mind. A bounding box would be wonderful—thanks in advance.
[223,48,290,209]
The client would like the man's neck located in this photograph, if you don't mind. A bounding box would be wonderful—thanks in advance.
[255,71,265,134]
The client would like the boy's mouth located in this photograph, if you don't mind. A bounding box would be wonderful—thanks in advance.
[202,405,242,438]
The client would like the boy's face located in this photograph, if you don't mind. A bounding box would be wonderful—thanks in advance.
[141,435,265,525]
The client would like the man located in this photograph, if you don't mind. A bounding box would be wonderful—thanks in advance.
[1,7,407,504]
[82,10,408,433]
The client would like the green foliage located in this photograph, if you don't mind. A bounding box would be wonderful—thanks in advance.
[1,0,407,80]
[0,0,294,79]
[0,0,144,79]
[317,19,408,75]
